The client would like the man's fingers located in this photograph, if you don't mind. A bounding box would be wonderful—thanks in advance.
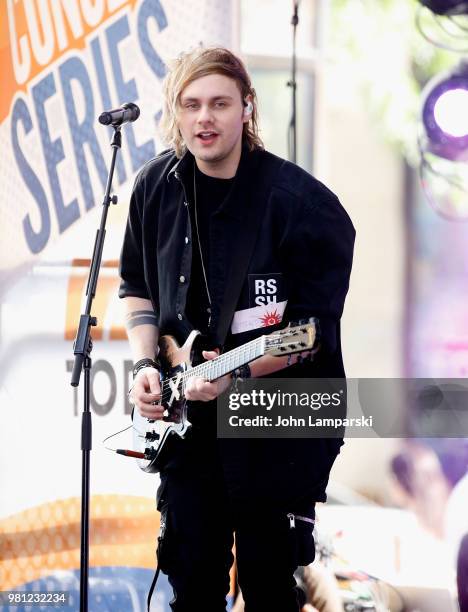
[202,349,220,361]
[185,377,217,401]
[134,367,161,394]
[129,385,160,406]
[146,369,161,394]
[138,401,165,419]
[186,377,207,395]
[139,408,165,419]
[139,391,161,403]
[130,368,163,415]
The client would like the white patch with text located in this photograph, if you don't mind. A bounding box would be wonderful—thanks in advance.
[230,300,287,335]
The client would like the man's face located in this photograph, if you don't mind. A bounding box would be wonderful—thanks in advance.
[177,73,250,174]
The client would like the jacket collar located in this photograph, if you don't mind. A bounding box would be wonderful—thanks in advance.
[167,141,263,221]
[166,147,193,182]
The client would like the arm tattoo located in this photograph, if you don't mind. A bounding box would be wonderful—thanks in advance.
[126,309,158,330]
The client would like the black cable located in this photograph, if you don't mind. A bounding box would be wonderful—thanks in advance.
[102,424,133,452]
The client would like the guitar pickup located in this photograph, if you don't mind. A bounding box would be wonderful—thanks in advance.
[145,430,160,442]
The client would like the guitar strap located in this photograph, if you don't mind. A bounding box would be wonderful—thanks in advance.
[215,153,283,347]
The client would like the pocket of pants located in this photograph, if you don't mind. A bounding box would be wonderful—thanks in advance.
[156,474,174,573]
[156,475,168,511]
[287,511,316,566]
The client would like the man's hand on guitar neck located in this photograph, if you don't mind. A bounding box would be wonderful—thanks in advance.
[130,367,165,419]
[186,336,316,402]
[185,349,232,402]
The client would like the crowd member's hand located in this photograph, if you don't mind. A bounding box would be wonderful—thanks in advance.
[185,350,232,401]
[130,366,164,419]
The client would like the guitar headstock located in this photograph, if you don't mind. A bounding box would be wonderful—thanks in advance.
[264,318,320,357]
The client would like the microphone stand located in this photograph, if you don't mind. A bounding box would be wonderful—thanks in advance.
[287,0,299,164]
[70,125,122,612]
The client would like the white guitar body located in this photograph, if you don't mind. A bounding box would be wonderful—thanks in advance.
[132,320,319,473]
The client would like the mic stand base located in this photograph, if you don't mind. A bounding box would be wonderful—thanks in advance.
[80,354,92,612]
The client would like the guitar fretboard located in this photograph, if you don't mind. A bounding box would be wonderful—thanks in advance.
[192,336,265,381]
[162,335,265,398]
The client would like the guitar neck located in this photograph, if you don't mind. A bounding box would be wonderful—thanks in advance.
[188,336,265,383]
[158,320,318,404]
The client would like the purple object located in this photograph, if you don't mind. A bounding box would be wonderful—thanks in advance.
[421,61,468,161]
[420,0,468,15]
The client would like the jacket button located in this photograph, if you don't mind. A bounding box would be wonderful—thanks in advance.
[185,236,189,244]
[184,201,188,206]
[179,275,185,283]
[177,313,183,320]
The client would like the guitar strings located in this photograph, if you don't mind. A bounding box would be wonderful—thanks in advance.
[157,329,306,404]
[158,335,265,403]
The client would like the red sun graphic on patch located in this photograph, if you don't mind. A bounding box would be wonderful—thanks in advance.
[259,309,282,327]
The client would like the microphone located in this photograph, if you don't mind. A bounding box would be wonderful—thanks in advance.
[99,102,140,126]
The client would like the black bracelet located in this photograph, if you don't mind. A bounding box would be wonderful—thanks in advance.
[132,358,160,379]
[231,364,251,382]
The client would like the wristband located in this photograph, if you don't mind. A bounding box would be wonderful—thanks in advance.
[132,358,159,379]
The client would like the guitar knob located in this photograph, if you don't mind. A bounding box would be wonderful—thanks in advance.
[144,447,157,460]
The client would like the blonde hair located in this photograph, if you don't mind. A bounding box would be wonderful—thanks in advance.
[159,46,263,158]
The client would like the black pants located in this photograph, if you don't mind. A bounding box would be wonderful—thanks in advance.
[155,439,316,612]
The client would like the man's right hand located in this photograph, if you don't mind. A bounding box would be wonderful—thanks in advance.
[130,366,165,419]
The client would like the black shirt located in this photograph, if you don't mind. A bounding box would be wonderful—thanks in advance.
[185,164,235,338]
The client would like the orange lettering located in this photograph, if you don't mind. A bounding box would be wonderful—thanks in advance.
[24,0,55,66]
[50,0,84,51]
[65,260,126,341]
[6,0,31,84]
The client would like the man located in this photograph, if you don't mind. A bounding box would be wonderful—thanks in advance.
[119,46,355,612]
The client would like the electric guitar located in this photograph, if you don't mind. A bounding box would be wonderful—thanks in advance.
[131,318,319,473]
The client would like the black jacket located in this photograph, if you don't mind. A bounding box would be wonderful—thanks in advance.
[119,143,355,506]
